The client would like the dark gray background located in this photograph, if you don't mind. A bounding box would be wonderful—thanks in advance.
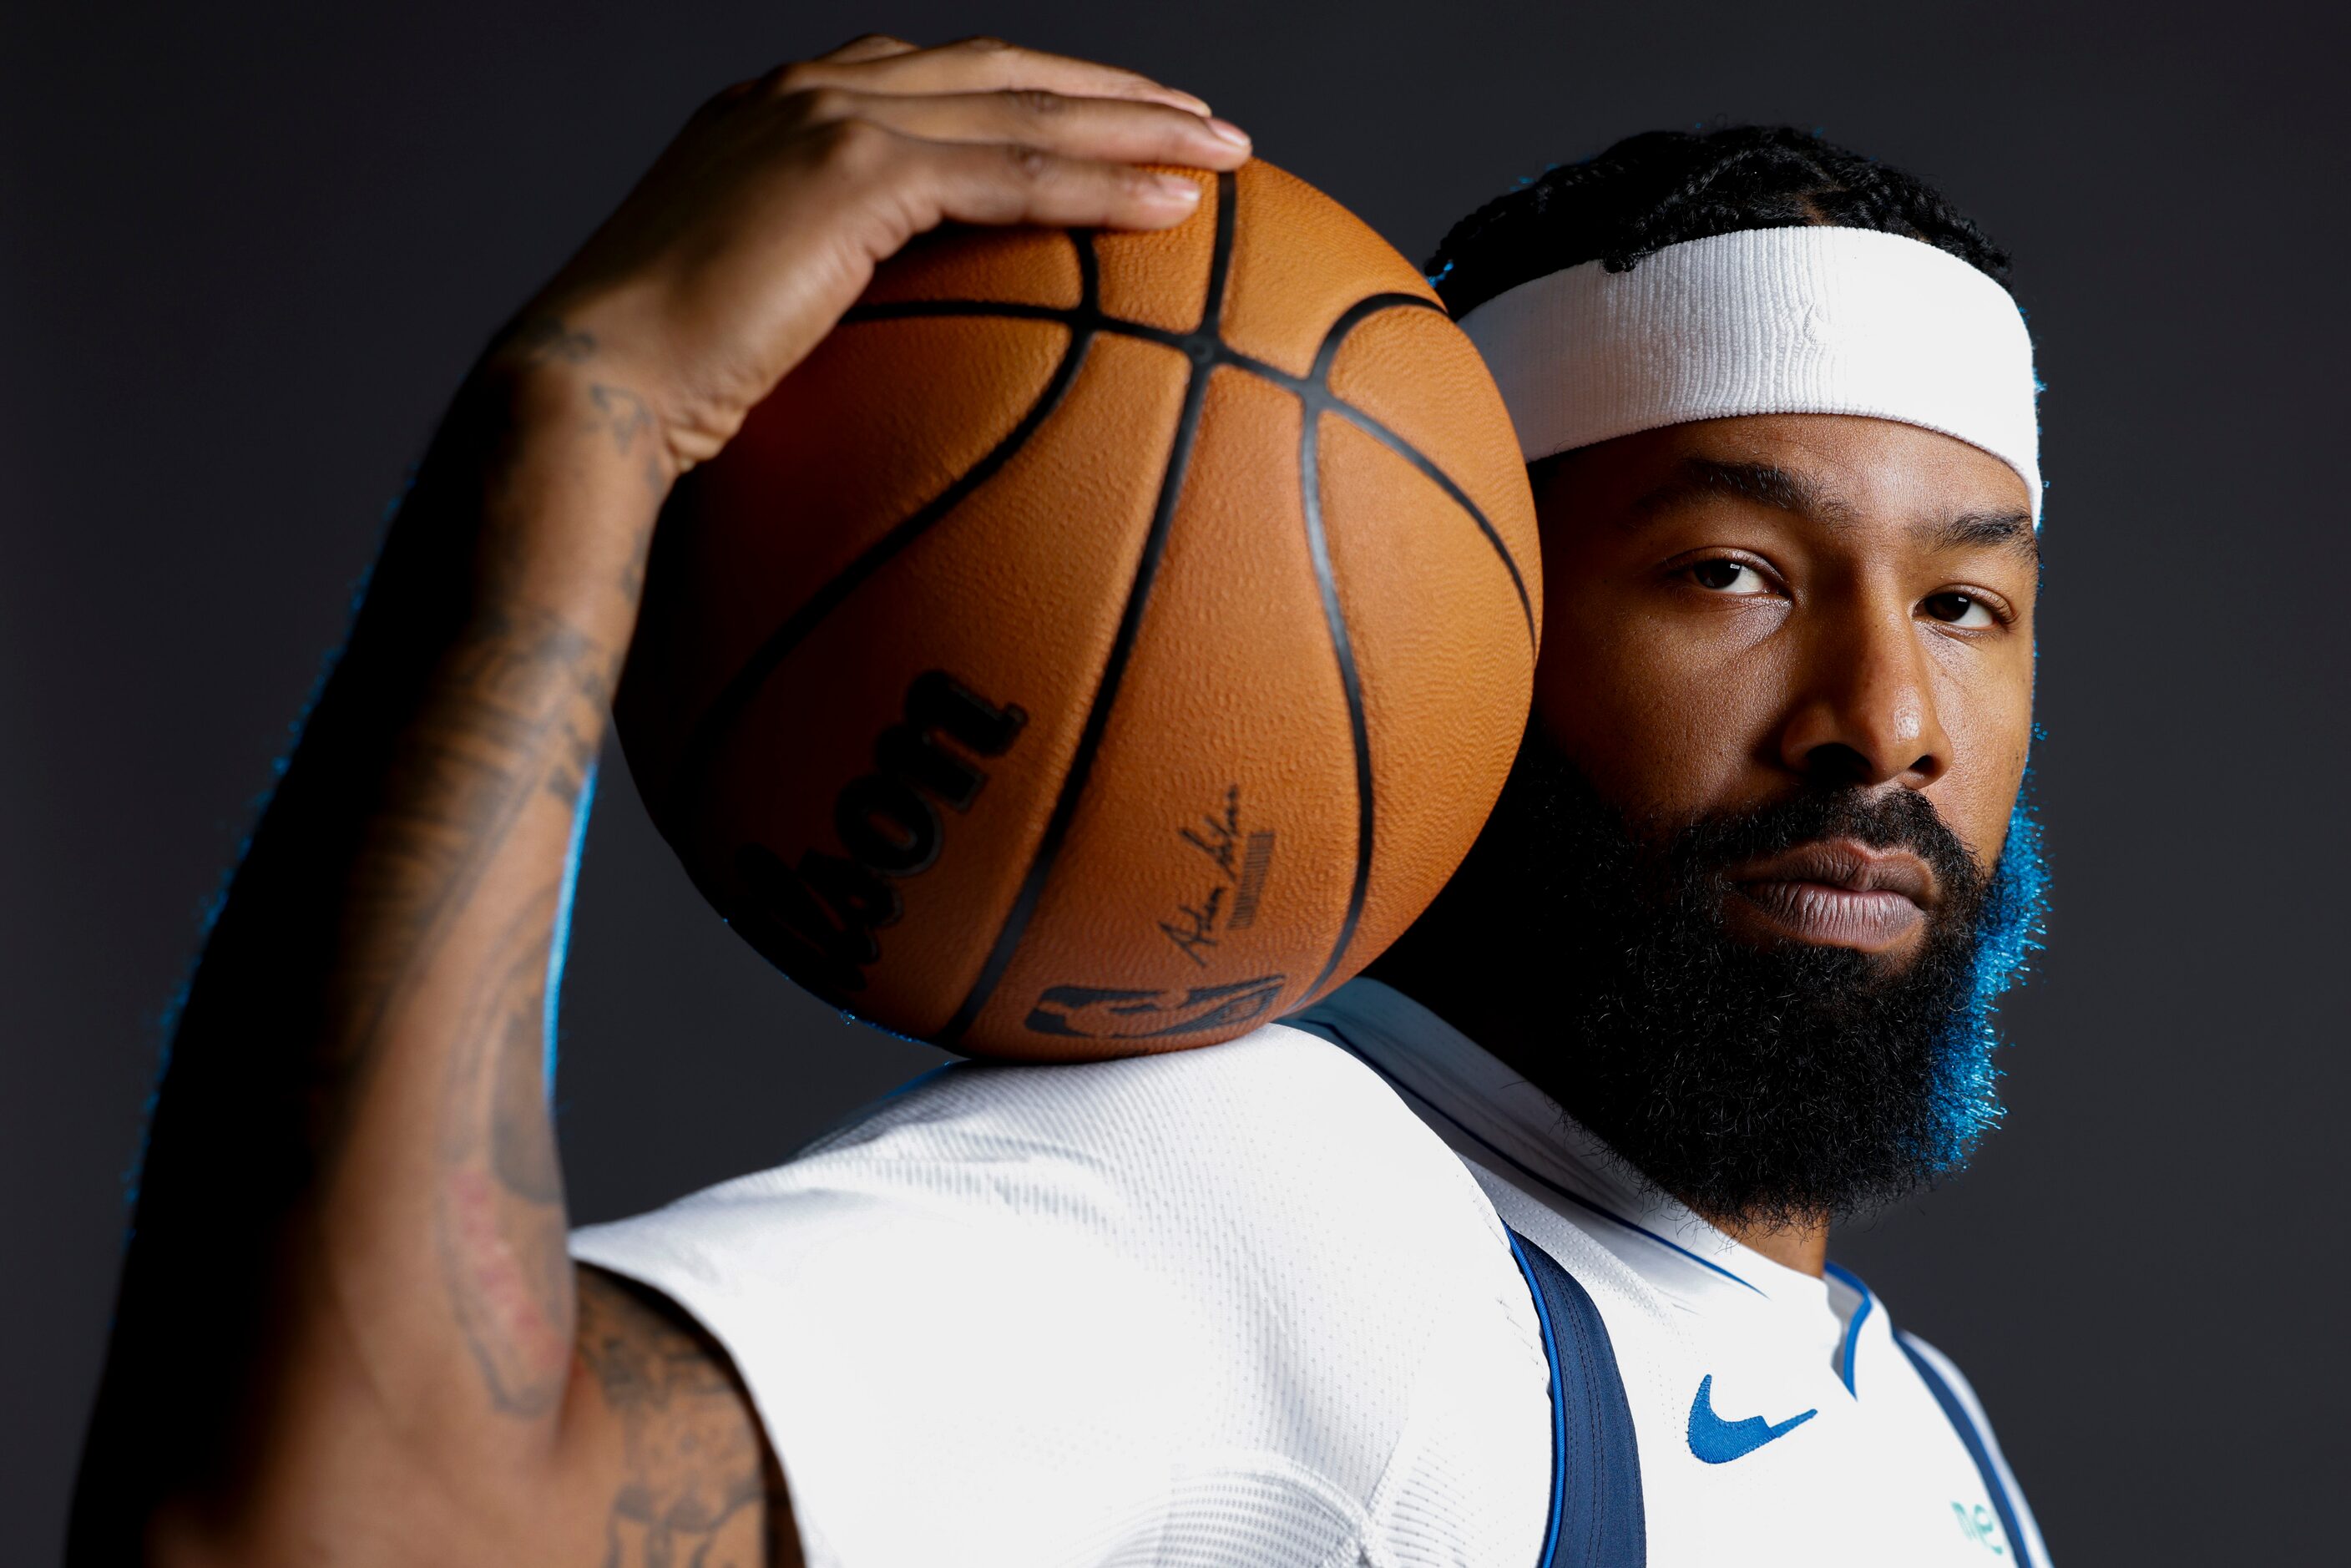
[7,0,2343,1559]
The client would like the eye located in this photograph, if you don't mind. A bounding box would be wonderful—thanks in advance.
[1922,590,1999,628]
[1686,559,1771,594]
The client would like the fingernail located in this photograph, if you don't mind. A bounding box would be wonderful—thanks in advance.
[1204,117,1251,149]
[1151,174,1203,203]
[1162,89,1213,115]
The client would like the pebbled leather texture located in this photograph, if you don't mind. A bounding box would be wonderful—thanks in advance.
[618,161,1540,1060]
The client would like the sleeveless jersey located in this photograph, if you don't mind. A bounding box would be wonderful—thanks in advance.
[573,979,2047,1566]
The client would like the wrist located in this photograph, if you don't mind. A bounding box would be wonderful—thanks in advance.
[471,346,680,498]
[481,284,708,464]
[365,353,674,646]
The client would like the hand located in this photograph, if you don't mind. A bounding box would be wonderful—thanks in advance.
[497,34,1251,482]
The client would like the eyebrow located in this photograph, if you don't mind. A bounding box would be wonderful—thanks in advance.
[1628,459,1856,525]
[1627,458,2039,560]
[1931,510,2040,561]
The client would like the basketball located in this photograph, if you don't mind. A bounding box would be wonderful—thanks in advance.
[614,158,1540,1060]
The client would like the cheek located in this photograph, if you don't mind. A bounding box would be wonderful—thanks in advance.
[1531,580,1786,815]
[1927,655,2035,861]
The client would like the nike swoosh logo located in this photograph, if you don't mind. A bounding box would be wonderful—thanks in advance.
[1686,1373,1818,1464]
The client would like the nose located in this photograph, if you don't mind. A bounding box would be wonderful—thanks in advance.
[1775,604,1951,789]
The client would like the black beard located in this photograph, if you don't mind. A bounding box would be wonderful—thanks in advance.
[1378,728,2004,1231]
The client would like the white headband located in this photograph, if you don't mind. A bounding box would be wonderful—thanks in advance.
[1456,225,2043,522]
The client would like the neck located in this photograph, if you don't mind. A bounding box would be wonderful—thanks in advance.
[1363,940,1833,1279]
[1705,1212,1830,1277]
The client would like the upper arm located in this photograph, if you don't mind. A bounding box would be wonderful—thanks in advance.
[550,1266,802,1568]
[114,1266,800,1568]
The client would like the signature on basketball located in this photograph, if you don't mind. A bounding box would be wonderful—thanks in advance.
[1160,783,1276,967]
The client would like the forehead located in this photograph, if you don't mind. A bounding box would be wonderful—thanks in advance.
[1535,412,2035,539]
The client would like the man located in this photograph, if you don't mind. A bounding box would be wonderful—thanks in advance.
[70,33,2051,1568]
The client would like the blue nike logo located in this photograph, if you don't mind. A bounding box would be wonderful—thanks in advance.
[1686,1374,1818,1464]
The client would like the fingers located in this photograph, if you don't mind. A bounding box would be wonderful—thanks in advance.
[789,34,1210,116]
[792,87,1249,169]
[816,33,918,64]
[887,131,1211,233]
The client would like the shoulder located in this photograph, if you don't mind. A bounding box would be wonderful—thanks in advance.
[573,1023,1549,1567]
[577,1021,1521,1346]
[810,1018,1442,1151]
[766,1020,1505,1253]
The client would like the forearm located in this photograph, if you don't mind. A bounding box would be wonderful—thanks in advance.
[74,346,667,1555]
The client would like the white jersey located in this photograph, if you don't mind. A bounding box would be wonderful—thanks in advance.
[572,979,2047,1568]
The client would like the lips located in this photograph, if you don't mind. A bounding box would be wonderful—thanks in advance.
[1722,838,1938,953]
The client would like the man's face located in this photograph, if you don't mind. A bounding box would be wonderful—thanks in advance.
[1532,412,2038,958]
[1421,411,2047,1227]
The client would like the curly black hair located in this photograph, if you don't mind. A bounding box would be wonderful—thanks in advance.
[1426,125,2010,320]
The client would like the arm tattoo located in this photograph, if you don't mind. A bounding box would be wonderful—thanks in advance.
[508,315,599,367]
[436,883,571,1414]
[335,604,608,1414]
[496,312,667,498]
[74,314,688,1554]
[587,382,669,502]
[332,604,613,1089]
[577,1268,789,1567]
[589,383,653,456]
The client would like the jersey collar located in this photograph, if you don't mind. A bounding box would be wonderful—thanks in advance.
[1289,979,1838,1330]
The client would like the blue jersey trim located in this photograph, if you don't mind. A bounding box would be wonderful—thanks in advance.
[1509,1228,1648,1568]
[1508,1232,1570,1568]
[1898,1333,2035,1568]
[1290,1015,1764,1297]
[1823,1260,1873,1396]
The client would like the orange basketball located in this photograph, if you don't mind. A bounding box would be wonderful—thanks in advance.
[614,159,1540,1060]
